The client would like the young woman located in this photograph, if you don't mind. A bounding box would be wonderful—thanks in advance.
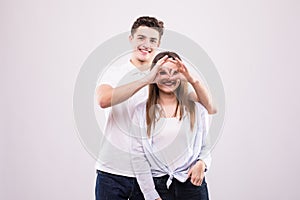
[131,51,212,200]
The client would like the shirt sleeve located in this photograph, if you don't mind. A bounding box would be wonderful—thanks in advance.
[97,64,124,88]
[187,82,195,94]
[196,103,212,171]
[130,106,160,200]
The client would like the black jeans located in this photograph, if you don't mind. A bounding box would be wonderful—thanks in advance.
[153,175,209,200]
[95,170,145,200]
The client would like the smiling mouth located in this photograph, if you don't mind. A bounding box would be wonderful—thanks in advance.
[159,79,178,86]
[139,48,151,54]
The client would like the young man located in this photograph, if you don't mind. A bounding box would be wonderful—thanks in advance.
[95,16,216,200]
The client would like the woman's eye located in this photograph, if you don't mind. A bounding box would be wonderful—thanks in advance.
[159,71,167,75]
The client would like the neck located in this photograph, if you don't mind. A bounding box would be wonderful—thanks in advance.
[158,91,177,106]
[130,58,151,71]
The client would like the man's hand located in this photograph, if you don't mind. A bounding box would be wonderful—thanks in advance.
[187,160,206,186]
[144,55,168,84]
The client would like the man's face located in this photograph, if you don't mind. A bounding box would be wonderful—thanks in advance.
[129,26,160,65]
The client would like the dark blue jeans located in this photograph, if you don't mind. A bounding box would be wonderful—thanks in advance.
[95,170,145,200]
[153,175,209,200]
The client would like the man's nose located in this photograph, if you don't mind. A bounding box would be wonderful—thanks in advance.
[142,39,151,48]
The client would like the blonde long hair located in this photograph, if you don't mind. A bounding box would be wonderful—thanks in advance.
[146,51,196,137]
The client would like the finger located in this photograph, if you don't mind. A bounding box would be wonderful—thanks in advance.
[157,55,169,65]
[198,178,203,186]
[152,58,167,72]
[153,61,165,71]
[175,57,183,65]
[193,176,203,186]
[178,66,187,74]
[179,64,187,72]
[190,177,194,185]
[175,58,188,70]
[160,55,168,61]
[192,179,200,186]
[187,168,192,177]
[191,174,197,184]
[166,58,178,65]
[152,64,159,71]
[178,67,186,73]
[192,178,200,186]
[196,177,203,186]
[198,173,204,185]
[181,64,187,72]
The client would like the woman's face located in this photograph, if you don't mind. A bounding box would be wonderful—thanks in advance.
[156,61,181,94]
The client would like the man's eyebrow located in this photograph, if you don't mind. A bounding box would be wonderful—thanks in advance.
[136,35,158,40]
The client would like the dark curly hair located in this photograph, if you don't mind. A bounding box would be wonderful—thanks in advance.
[131,16,164,39]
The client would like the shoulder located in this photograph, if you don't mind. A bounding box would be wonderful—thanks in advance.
[193,102,210,131]
[97,61,134,87]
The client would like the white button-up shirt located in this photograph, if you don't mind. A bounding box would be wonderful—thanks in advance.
[131,102,212,200]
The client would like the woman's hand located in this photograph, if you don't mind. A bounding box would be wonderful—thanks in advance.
[187,160,206,186]
[168,57,196,84]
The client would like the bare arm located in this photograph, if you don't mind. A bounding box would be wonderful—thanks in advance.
[96,79,148,108]
[175,58,217,114]
[188,79,217,114]
[96,55,168,108]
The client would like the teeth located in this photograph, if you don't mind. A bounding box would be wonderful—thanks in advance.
[162,80,176,84]
[140,49,151,53]
[161,80,177,86]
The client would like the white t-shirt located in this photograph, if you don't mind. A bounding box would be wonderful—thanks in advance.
[95,60,149,177]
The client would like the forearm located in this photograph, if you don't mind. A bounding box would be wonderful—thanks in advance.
[190,79,217,114]
[98,78,149,108]
[175,58,217,114]
[98,55,169,108]
[111,78,148,106]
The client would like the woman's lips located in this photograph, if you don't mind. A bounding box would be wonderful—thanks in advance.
[159,80,178,86]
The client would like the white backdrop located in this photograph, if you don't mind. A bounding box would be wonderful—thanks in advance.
[1,0,300,199]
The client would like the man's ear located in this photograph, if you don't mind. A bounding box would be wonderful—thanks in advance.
[129,35,133,42]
